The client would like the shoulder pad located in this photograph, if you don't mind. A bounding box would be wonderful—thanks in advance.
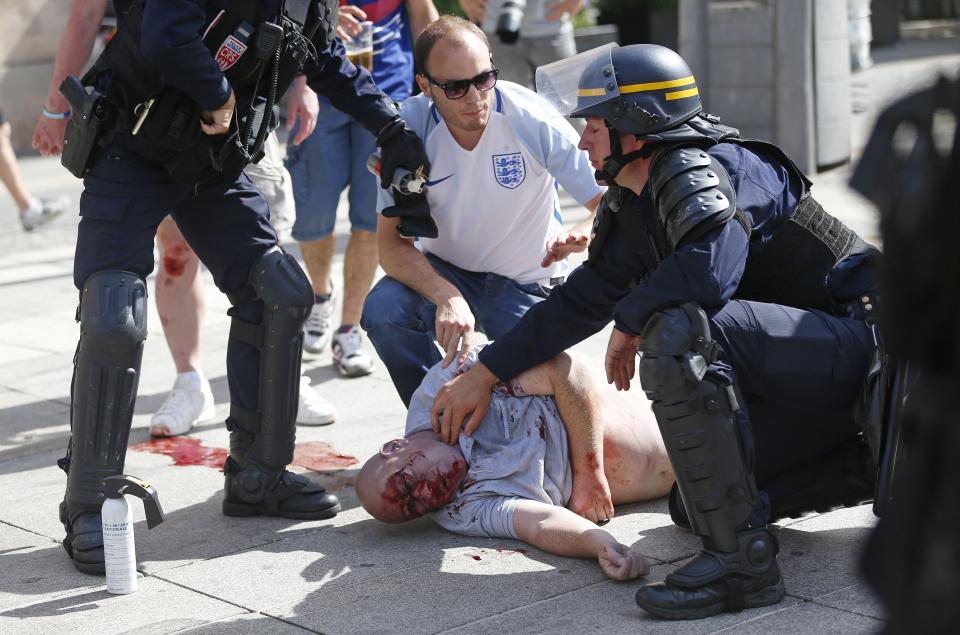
[648,146,737,248]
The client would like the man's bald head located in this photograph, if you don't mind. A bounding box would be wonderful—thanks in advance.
[357,432,468,523]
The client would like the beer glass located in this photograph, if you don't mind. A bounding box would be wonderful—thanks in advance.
[345,21,374,71]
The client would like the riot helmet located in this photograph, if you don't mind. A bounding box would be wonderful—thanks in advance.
[538,44,713,181]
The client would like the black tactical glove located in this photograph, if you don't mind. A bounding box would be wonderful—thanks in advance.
[377,116,430,190]
[382,191,438,239]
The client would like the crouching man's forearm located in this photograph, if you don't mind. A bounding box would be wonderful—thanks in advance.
[512,500,649,581]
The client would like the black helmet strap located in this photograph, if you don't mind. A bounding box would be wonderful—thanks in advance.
[596,121,647,183]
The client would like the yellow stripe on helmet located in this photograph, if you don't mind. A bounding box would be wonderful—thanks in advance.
[620,75,695,94]
[577,87,608,97]
[665,87,700,101]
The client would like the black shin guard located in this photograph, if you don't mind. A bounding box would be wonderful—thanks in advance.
[62,271,147,571]
[635,304,784,619]
[638,303,757,553]
[223,248,339,519]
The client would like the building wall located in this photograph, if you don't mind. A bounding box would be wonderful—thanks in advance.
[679,0,852,173]
[0,0,73,152]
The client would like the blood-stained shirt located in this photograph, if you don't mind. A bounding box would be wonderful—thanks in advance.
[405,348,573,539]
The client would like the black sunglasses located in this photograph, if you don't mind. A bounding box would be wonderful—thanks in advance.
[422,69,499,100]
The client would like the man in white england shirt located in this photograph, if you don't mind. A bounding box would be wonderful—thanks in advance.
[361,15,603,406]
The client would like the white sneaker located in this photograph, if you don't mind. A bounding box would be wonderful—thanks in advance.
[331,325,375,377]
[303,285,335,354]
[298,375,336,425]
[20,195,69,231]
[149,371,217,437]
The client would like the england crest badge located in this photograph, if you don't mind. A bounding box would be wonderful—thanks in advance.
[492,152,526,189]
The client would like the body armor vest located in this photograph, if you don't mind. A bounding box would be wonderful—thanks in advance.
[589,126,874,314]
[83,0,336,187]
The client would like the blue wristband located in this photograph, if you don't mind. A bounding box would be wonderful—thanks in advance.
[41,107,71,120]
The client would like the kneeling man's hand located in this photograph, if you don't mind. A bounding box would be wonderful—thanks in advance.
[435,296,475,368]
[541,230,589,268]
[568,470,614,525]
[599,544,650,581]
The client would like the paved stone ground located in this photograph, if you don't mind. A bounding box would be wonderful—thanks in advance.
[0,37,957,634]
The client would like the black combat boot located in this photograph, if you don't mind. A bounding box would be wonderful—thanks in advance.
[222,455,340,520]
[60,500,105,574]
[635,528,785,619]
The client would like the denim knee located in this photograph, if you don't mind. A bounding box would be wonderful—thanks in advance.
[361,277,430,333]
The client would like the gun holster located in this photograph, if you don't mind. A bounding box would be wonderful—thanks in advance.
[60,76,116,178]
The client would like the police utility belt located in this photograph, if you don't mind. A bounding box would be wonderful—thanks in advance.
[60,0,338,188]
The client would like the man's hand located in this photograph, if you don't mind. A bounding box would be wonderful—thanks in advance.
[598,544,650,581]
[435,295,476,368]
[285,76,319,145]
[32,115,69,157]
[431,362,499,445]
[605,328,640,391]
[545,0,584,22]
[541,230,589,268]
[568,469,614,524]
[201,89,236,136]
[458,0,486,23]
[336,5,367,40]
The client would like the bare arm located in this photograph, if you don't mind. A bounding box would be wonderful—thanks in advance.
[512,499,649,580]
[377,213,477,370]
[405,0,439,37]
[32,0,107,156]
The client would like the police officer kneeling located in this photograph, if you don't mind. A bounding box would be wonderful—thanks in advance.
[57,0,430,574]
[431,44,881,619]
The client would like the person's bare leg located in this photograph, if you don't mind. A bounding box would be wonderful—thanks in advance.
[0,122,33,211]
[340,229,377,325]
[156,216,204,374]
[300,235,335,297]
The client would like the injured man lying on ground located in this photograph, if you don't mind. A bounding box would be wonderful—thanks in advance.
[357,347,674,580]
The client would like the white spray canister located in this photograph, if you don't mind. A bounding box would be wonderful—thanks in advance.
[101,475,166,595]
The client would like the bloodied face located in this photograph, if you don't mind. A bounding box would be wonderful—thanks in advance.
[357,431,468,523]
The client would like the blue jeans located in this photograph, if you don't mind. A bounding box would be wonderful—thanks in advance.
[361,254,550,406]
[285,105,378,241]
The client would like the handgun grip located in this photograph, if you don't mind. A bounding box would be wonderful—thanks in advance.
[59,75,88,113]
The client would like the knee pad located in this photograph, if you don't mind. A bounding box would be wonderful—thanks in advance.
[639,303,718,399]
[637,302,757,553]
[68,270,147,513]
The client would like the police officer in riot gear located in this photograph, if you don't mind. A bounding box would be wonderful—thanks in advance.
[59,0,430,574]
[430,43,881,619]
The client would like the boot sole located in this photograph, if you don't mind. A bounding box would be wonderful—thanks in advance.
[73,559,106,575]
[636,578,787,620]
[222,499,341,520]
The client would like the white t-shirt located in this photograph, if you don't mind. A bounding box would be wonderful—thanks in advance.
[379,82,602,285]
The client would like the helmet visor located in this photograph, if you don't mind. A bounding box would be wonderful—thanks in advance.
[535,43,619,118]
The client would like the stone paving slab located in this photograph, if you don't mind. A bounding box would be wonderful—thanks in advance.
[442,562,805,635]
[0,574,247,635]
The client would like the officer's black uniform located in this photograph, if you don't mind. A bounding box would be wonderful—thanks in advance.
[59,0,429,574]
[477,45,881,619]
